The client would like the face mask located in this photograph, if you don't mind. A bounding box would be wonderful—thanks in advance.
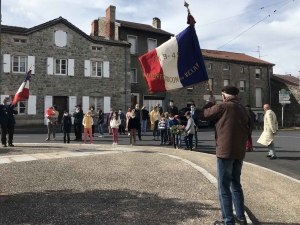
[170,103,173,107]
[91,109,94,111]
[6,102,11,105]
[186,116,190,119]
[87,114,91,117]
[64,113,68,116]
[135,107,139,110]
[119,111,121,114]
[191,108,194,111]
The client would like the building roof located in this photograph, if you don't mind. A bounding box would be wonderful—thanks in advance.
[116,19,173,36]
[2,17,130,47]
[201,49,275,66]
[272,74,299,87]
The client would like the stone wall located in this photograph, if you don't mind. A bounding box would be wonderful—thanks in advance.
[1,22,131,126]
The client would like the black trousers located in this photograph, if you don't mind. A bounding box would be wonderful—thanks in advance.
[92,125,94,135]
[1,126,14,145]
[137,122,141,139]
[63,132,70,143]
[184,133,194,150]
[119,124,125,134]
[74,123,82,140]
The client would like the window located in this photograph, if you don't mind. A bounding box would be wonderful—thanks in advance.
[91,61,103,77]
[131,69,137,83]
[12,56,26,73]
[147,38,157,52]
[209,78,213,90]
[14,39,26,43]
[240,67,244,73]
[240,81,245,92]
[16,101,26,114]
[128,35,137,54]
[55,59,67,75]
[54,30,67,47]
[187,86,194,90]
[224,79,229,86]
[223,64,230,70]
[255,88,262,107]
[255,68,261,79]
[92,46,102,51]
[208,63,213,70]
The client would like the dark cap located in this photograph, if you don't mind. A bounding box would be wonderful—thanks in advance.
[184,111,191,116]
[222,86,239,95]
[76,105,81,108]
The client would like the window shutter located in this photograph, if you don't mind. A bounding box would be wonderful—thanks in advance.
[3,54,11,73]
[103,96,111,114]
[255,88,262,107]
[224,80,229,86]
[68,59,74,76]
[47,57,54,75]
[27,95,36,115]
[28,56,35,74]
[1,95,9,104]
[69,96,77,124]
[60,31,67,47]
[128,36,136,54]
[103,61,109,78]
[44,96,53,125]
[82,96,89,113]
[84,60,91,77]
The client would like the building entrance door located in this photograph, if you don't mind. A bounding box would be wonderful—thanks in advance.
[131,95,137,109]
[53,96,68,124]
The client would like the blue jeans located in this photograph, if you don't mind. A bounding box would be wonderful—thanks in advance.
[141,119,147,135]
[194,129,198,147]
[153,120,160,137]
[217,158,246,225]
[98,123,104,135]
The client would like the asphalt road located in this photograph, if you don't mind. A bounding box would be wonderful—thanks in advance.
[9,128,300,181]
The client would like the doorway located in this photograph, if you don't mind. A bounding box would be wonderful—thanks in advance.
[53,96,68,124]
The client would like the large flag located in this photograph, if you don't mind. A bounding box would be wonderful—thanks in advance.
[139,25,208,93]
[11,70,31,105]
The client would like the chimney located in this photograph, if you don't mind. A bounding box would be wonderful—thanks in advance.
[152,17,161,29]
[106,5,116,39]
[91,19,98,36]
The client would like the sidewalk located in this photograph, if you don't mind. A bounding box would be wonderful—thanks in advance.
[1,143,299,224]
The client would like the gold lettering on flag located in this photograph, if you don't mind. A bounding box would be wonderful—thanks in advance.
[184,62,199,77]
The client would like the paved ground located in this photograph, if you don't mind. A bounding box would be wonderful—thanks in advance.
[1,143,300,224]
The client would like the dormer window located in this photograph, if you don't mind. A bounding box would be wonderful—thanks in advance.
[92,46,102,51]
[223,64,230,70]
[54,30,67,47]
[14,39,26,43]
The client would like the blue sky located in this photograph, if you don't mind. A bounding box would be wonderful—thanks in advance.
[2,0,300,76]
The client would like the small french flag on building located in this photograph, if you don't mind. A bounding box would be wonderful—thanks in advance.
[139,25,208,93]
[11,70,32,105]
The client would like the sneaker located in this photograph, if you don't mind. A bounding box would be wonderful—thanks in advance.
[98,135,103,137]
[269,156,277,160]
[9,144,14,147]
[234,216,247,225]
[112,143,115,145]
[128,133,130,136]
[192,146,196,150]
[152,137,155,140]
[91,143,94,144]
[115,143,118,145]
[53,138,56,141]
[45,138,50,141]
[2,144,7,147]
[266,155,272,157]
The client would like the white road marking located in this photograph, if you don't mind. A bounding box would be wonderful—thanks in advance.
[10,156,37,162]
[0,158,12,164]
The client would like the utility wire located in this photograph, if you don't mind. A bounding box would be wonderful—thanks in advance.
[196,0,290,28]
[217,0,293,50]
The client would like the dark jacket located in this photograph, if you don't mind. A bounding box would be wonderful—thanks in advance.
[199,96,249,160]
[191,109,199,126]
[134,109,142,122]
[97,112,104,124]
[128,116,139,131]
[168,118,179,128]
[0,104,18,126]
[167,105,178,115]
[142,109,149,120]
[246,107,256,129]
[73,109,83,124]
[61,115,72,133]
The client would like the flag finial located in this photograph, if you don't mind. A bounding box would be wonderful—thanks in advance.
[184,1,196,25]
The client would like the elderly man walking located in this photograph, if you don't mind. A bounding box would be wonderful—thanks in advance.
[257,104,278,159]
[199,86,249,225]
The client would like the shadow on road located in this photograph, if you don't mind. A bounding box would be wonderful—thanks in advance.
[0,189,219,224]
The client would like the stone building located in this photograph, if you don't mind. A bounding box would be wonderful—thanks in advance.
[1,17,131,126]
[92,5,173,110]
[167,50,275,117]
[271,73,300,127]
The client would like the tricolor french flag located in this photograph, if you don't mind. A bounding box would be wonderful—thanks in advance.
[139,25,208,93]
[11,70,31,105]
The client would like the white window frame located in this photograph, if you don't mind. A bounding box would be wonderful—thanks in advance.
[91,61,103,77]
[128,35,138,54]
[187,86,194,90]
[14,39,26,43]
[131,68,137,83]
[16,101,27,115]
[223,64,230,70]
[240,67,244,73]
[92,46,102,51]
[12,55,27,73]
[224,79,229,86]
[255,68,261,79]
[240,80,245,92]
[147,38,157,52]
[55,59,68,75]
[209,78,213,90]
[208,63,212,70]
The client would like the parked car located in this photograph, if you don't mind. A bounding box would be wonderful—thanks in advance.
[176,107,210,128]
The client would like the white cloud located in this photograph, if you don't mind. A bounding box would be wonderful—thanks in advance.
[2,0,300,76]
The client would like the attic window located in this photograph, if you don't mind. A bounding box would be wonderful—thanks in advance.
[223,64,230,70]
[92,46,102,51]
[14,39,26,43]
[54,30,67,47]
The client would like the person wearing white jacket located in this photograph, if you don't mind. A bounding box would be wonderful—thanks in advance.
[110,111,121,145]
[184,111,195,151]
[257,104,278,159]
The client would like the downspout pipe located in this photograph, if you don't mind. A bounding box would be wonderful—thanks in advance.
[124,46,127,111]
[267,66,271,108]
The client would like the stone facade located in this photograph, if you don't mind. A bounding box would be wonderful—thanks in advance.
[1,18,131,126]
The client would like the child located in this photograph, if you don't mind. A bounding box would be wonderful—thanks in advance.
[61,110,72,143]
[128,109,139,146]
[176,117,184,149]
[110,111,121,145]
[82,110,94,144]
[158,114,168,145]
[169,113,179,149]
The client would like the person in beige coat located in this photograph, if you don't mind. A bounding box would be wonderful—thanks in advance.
[257,104,278,159]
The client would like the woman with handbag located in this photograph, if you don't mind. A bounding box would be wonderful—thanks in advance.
[97,109,104,137]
